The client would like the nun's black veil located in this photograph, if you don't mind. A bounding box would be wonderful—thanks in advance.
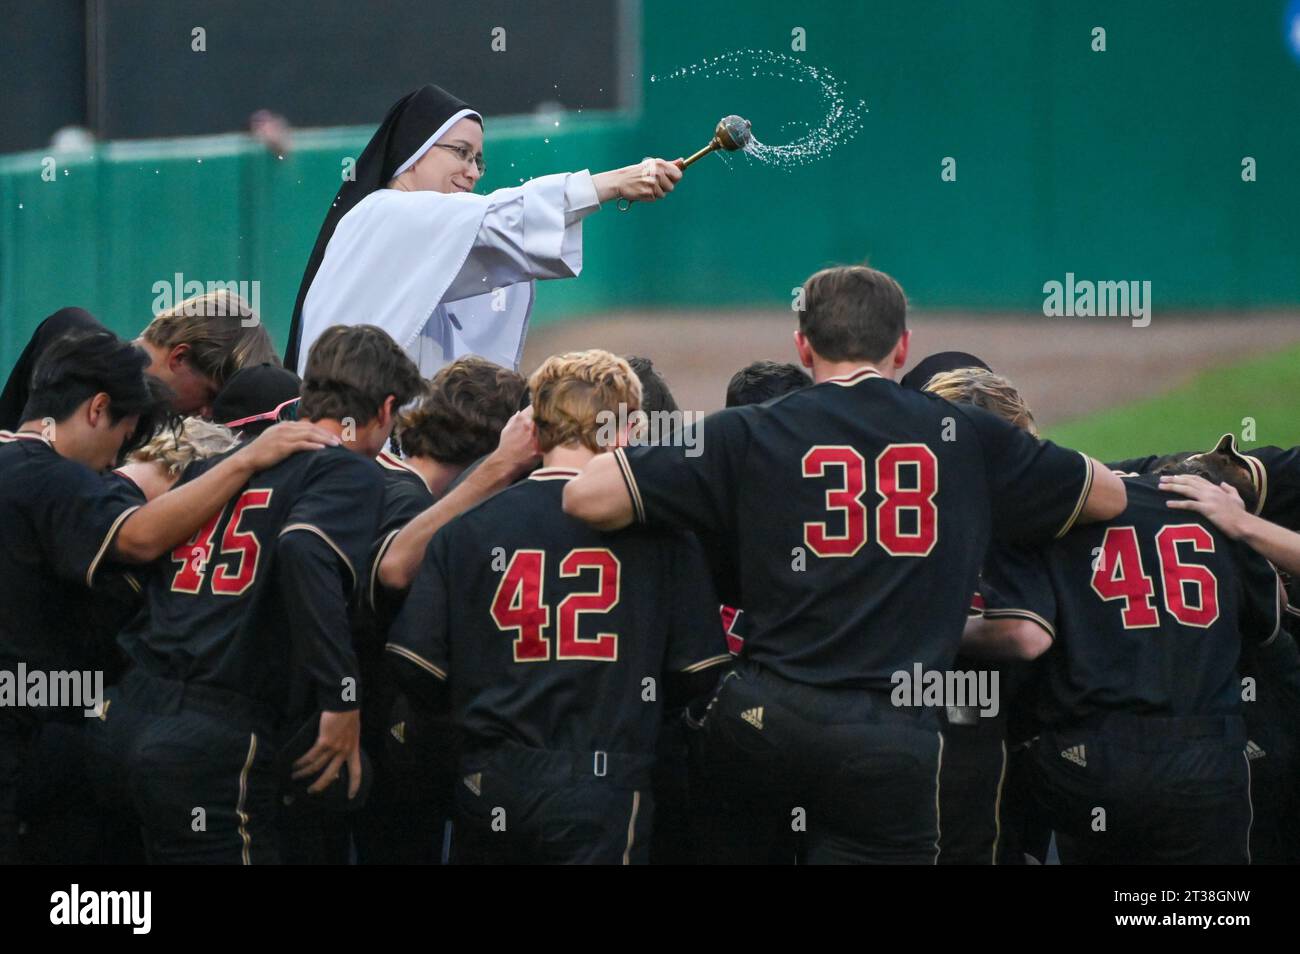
[285,84,479,369]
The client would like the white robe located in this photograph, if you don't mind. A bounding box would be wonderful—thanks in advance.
[297,170,601,376]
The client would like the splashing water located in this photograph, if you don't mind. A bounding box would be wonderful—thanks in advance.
[650,49,866,170]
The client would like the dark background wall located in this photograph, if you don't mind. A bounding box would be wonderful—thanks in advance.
[0,0,626,152]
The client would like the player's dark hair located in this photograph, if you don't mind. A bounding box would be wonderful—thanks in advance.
[1159,453,1258,513]
[625,355,678,414]
[726,360,810,407]
[799,265,907,363]
[299,325,425,425]
[21,330,173,455]
[395,356,525,465]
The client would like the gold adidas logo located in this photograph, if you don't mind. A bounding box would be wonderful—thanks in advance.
[463,772,482,796]
[740,706,764,730]
[1060,744,1087,767]
[389,721,406,744]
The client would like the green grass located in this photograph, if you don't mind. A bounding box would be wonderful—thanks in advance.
[1043,343,1300,461]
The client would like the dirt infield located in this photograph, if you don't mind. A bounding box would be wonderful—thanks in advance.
[522,311,1300,426]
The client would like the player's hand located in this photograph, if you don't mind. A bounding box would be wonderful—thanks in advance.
[1160,474,1248,539]
[291,709,364,798]
[237,421,340,472]
[488,406,540,479]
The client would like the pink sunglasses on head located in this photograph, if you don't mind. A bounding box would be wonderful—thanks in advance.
[223,396,301,429]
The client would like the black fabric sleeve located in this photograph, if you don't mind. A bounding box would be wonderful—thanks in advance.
[1241,446,1300,530]
[978,542,1057,640]
[1235,544,1284,646]
[962,405,1093,545]
[278,452,383,710]
[1106,454,1162,475]
[385,527,453,704]
[0,308,105,429]
[614,407,752,538]
[665,532,732,675]
[35,455,144,586]
[277,530,362,711]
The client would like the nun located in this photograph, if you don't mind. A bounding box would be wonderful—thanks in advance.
[286,84,682,376]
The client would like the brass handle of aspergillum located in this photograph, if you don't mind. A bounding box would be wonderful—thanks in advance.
[617,115,753,212]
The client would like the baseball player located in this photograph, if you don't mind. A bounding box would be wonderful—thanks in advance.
[0,329,331,864]
[563,265,1126,863]
[385,350,730,864]
[974,452,1283,863]
[96,325,422,864]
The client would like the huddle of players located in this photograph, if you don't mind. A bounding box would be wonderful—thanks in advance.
[3,268,1298,865]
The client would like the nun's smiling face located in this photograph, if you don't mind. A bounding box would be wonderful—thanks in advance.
[406,117,485,194]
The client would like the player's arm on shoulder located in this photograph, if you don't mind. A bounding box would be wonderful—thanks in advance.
[113,421,338,563]
[563,452,634,531]
[384,530,453,707]
[1078,456,1126,524]
[379,408,538,591]
[962,614,1052,661]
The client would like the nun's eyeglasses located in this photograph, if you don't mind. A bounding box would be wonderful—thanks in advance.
[433,143,486,174]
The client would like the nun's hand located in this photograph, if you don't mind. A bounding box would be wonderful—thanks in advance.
[593,159,682,205]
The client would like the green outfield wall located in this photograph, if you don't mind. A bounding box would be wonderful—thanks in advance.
[3,0,1298,372]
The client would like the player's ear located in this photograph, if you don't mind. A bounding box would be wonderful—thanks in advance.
[167,343,191,372]
[88,391,112,426]
[792,330,814,370]
[892,330,911,369]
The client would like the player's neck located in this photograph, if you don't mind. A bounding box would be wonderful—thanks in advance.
[543,445,596,472]
[404,456,464,497]
[810,358,893,384]
[17,417,92,466]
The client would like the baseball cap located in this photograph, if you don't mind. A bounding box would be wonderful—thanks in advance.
[212,363,302,435]
[900,351,992,391]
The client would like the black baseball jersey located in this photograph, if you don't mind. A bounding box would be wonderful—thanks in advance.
[981,475,1282,725]
[0,432,143,672]
[118,445,383,717]
[366,452,435,619]
[386,466,730,755]
[614,368,1093,689]
[1109,444,1300,531]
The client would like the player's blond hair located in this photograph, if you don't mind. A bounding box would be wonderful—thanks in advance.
[529,350,642,453]
[141,291,279,388]
[924,368,1038,435]
[126,416,240,477]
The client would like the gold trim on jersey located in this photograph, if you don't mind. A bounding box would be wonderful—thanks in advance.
[1240,453,1268,516]
[680,654,732,674]
[623,790,641,866]
[932,731,944,865]
[1260,574,1284,648]
[1054,452,1094,539]
[529,467,581,481]
[981,608,1057,641]
[237,733,257,865]
[368,527,403,612]
[376,451,432,494]
[823,366,884,387]
[613,448,646,524]
[86,504,142,587]
[279,523,357,591]
[384,643,448,681]
[990,739,1007,865]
